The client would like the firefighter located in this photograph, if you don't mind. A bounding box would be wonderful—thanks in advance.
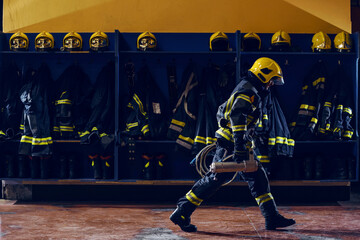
[170,57,295,232]
[35,31,55,52]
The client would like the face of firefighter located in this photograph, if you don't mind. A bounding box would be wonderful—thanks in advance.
[36,37,53,50]
[11,37,28,51]
[139,37,156,51]
[64,37,81,50]
[90,37,108,51]
[265,79,275,90]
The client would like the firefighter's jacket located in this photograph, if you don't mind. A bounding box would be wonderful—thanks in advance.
[18,64,53,157]
[193,63,235,153]
[318,64,354,140]
[53,64,93,139]
[290,61,327,140]
[0,63,23,141]
[122,65,169,143]
[80,61,115,153]
[167,62,200,151]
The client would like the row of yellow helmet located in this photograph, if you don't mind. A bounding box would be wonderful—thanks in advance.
[9,31,109,51]
[241,30,352,52]
[9,30,352,53]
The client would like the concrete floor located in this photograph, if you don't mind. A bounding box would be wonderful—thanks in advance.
[0,197,360,240]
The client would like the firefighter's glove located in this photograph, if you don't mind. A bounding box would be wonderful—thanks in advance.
[233,151,247,163]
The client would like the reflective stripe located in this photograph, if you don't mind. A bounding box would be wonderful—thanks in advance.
[224,93,236,120]
[255,193,274,206]
[343,108,352,115]
[99,133,107,137]
[268,137,295,146]
[178,135,194,144]
[171,119,186,127]
[237,94,251,103]
[310,118,318,124]
[20,135,33,143]
[232,124,247,132]
[141,124,149,134]
[80,131,90,137]
[133,93,147,116]
[216,128,234,142]
[343,130,353,138]
[194,136,206,144]
[336,105,343,110]
[324,102,332,107]
[55,99,72,105]
[32,137,53,145]
[126,122,139,129]
[312,77,325,86]
[185,190,203,206]
[60,126,74,132]
[0,130,5,136]
[257,155,270,163]
[91,127,98,132]
[206,137,217,144]
[263,114,268,120]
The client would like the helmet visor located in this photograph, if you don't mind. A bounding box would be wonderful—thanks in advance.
[271,75,284,85]
[64,37,81,49]
[36,37,53,50]
[139,37,156,51]
[11,37,27,50]
[91,37,108,50]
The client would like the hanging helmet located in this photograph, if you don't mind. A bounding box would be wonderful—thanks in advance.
[89,31,109,51]
[35,31,54,51]
[9,32,29,51]
[249,57,284,85]
[209,31,229,51]
[137,31,157,51]
[242,32,261,51]
[62,31,83,51]
[334,31,352,52]
[271,30,291,51]
[311,31,331,52]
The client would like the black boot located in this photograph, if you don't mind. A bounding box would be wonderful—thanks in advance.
[100,155,113,179]
[348,156,356,180]
[303,157,313,180]
[141,154,154,180]
[169,207,197,232]
[259,196,296,230]
[90,154,102,179]
[40,156,50,179]
[332,156,348,180]
[30,156,41,179]
[18,155,30,178]
[59,155,68,179]
[155,154,166,180]
[5,154,16,178]
[68,154,76,179]
[314,155,324,180]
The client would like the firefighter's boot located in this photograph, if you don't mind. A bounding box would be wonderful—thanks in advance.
[100,155,113,179]
[314,155,324,180]
[40,156,50,179]
[90,155,102,179]
[348,156,356,179]
[259,195,296,230]
[141,154,154,180]
[59,155,68,179]
[18,155,30,178]
[30,156,41,179]
[5,154,16,178]
[169,207,197,232]
[303,157,313,180]
[155,154,166,180]
[68,155,76,179]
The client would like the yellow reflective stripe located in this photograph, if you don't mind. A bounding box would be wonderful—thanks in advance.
[20,124,24,130]
[99,133,107,137]
[171,119,185,127]
[185,190,203,206]
[32,137,53,145]
[326,123,331,130]
[20,135,33,143]
[255,193,274,205]
[237,94,251,104]
[334,127,341,133]
[319,128,326,133]
[268,137,295,146]
[206,137,217,144]
[194,136,206,144]
[80,131,90,137]
[258,155,270,163]
[55,99,72,105]
[337,105,343,110]
[91,127,98,132]
[312,77,325,86]
[126,122,139,129]
[133,93,147,116]
[216,128,234,142]
[289,122,296,127]
[263,114,268,120]
[178,134,194,144]
[310,118,318,124]
[308,105,315,111]
[232,125,247,132]
[0,130,5,136]
[53,126,60,132]
[288,139,295,146]
[343,108,352,115]
[144,162,149,168]
[343,131,353,138]
[224,92,236,120]
[141,124,149,134]
[324,102,332,107]
[300,104,308,110]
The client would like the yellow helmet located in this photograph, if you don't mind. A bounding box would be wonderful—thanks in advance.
[9,31,29,51]
[249,57,284,85]
[271,30,291,51]
[209,31,229,51]
[242,32,261,51]
[334,31,352,52]
[89,31,109,51]
[35,31,54,51]
[137,31,157,51]
[311,31,331,52]
[62,31,83,51]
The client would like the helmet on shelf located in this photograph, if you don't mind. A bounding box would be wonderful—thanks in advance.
[249,57,284,86]
[271,30,291,51]
[89,31,109,51]
[311,31,331,52]
[62,31,83,51]
[209,31,229,51]
[334,31,352,52]
[35,31,54,51]
[137,31,157,51]
[9,32,29,51]
[242,32,261,51]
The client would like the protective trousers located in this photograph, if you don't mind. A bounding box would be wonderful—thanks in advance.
[176,143,277,218]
